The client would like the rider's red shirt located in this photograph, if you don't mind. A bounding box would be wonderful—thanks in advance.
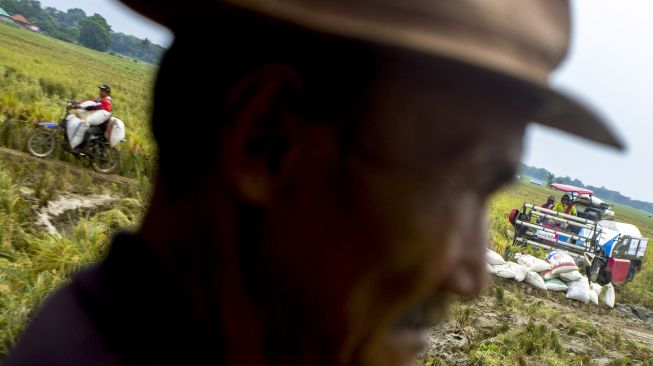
[83,97,112,112]
[98,97,112,112]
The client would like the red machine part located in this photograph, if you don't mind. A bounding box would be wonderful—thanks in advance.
[509,208,519,224]
[606,258,631,285]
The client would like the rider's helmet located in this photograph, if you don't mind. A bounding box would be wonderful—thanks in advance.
[98,84,111,95]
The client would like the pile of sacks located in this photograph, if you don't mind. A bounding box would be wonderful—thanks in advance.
[486,249,615,308]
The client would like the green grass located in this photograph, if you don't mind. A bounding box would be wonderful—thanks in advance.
[430,282,653,366]
[467,321,567,366]
[0,160,144,357]
[0,21,157,178]
[487,178,557,260]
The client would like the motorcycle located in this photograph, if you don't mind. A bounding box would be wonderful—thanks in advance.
[26,100,122,173]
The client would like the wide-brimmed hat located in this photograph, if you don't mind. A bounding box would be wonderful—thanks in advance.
[121,0,622,149]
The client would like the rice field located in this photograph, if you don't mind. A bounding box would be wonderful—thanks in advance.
[1,19,652,364]
[0,21,158,178]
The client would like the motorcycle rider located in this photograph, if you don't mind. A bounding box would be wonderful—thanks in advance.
[67,84,113,150]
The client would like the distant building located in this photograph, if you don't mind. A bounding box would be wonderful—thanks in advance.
[9,14,40,32]
[0,7,13,23]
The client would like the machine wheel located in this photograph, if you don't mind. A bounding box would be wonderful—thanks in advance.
[587,256,610,285]
[627,260,642,282]
[585,209,601,222]
[504,247,513,259]
[91,144,120,173]
[27,129,56,158]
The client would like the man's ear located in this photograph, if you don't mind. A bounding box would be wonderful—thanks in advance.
[222,64,304,205]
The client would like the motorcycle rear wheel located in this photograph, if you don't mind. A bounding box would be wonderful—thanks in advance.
[91,143,120,173]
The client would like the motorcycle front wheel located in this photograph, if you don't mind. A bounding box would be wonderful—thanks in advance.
[27,128,56,158]
[91,143,120,173]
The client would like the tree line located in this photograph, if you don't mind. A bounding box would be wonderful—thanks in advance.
[0,0,165,64]
[519,163,653,214]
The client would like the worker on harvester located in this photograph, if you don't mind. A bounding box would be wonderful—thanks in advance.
[536,195,556,224]
[541,196,555,210]
[553,194,577,216]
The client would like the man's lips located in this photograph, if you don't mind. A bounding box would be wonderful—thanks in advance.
[392,295,450,331]
[388,328,430,354]
[392,309,432,331]
[387,297,449,356]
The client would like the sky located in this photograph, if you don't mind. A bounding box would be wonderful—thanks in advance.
[523,0,653,202]
[37,0,173,47]
[37,0,653,202]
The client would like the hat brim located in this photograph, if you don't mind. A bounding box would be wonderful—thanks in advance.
[226,2,623,150]
[119,0,623,150]
[535,84,623,149]
[457,56,624,149]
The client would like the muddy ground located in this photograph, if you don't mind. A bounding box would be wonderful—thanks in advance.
[420,277,653,365]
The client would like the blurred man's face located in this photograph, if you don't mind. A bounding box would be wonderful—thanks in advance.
[256,61,531,366]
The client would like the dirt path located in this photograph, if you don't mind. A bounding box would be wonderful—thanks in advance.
[523,285,653,346]
[0,146,136,185]
[420,277,653,365]
[624,327,653,346]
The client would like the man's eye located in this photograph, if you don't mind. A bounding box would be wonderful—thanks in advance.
[476,170,515,195]
[478,180,504,196]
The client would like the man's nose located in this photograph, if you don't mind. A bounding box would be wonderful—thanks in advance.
[442,256,487,297]
[442,218,488,297]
